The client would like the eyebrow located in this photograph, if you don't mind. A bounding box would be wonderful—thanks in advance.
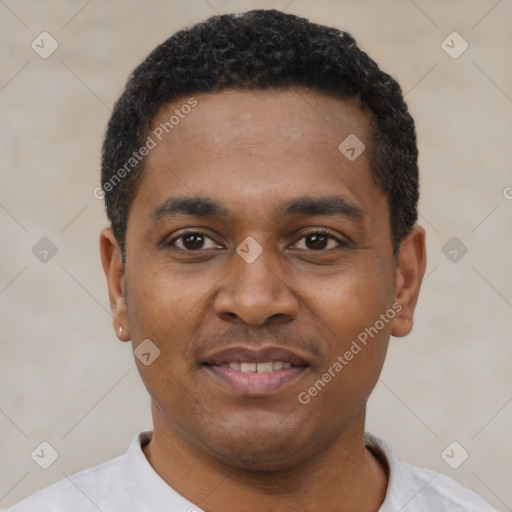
[279,196,364,220]
[151,195,364,222]
[151,197,229,221]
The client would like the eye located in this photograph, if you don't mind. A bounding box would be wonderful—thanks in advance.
[168,231,222,251]
[292,230,345,251]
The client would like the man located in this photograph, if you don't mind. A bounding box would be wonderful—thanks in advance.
[7,9,497,512]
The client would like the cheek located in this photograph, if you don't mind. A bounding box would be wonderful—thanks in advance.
[125,261,218,340]
[297,258,394,398]
[123,267,205,409]
[124,261,228,394]
[302,259,394,342]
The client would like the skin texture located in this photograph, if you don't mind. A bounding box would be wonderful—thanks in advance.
[100,89,426,512]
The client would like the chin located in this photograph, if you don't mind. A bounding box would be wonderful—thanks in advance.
[197,420,313,472]
[208,442,307,473]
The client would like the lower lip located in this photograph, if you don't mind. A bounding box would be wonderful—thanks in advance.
[204,365,308,396]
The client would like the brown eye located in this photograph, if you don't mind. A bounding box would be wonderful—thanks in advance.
[293,231,344,251]
[181,233,205,250]
[305,233,329,250]
[169,232,221,251]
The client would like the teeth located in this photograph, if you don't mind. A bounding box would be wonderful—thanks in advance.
[240,362,257,373]
[228,361,291,373]
[256,362,273,373]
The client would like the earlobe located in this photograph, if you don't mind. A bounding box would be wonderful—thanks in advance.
[99,227,131,342]
[391,225,426,338]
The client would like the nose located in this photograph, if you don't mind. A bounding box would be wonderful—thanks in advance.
[214,248,299,326]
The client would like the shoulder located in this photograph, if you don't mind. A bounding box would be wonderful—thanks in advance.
[5,431,196,512]
[5,453,127,512]
[4,432,156,512]
[364,433,498,512]
[393,460,498,511]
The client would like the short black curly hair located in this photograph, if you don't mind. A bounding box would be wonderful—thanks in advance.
[101,9,418,261]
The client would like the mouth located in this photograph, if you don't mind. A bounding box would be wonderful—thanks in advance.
[201,345,311,396]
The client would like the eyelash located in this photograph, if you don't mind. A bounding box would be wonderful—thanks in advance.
[168,229,220,251]
[292,228,346,250]
[167,228,346,252]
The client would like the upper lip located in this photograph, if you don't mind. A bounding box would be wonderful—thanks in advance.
[202,345,311,367]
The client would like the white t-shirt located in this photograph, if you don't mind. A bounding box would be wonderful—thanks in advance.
[6,431,497,511]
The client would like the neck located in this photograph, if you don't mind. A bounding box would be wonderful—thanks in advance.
[143,403,387,512]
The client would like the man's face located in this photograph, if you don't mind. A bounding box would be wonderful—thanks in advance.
[103,89,422,470]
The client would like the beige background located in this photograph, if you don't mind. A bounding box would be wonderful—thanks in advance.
[1,0,511,509]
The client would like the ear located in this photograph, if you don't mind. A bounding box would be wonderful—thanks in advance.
[99,227,130,342]
[391,225,427,338]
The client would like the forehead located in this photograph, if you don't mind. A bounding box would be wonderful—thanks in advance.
[134,89,383,223]
[148,88,371,161]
